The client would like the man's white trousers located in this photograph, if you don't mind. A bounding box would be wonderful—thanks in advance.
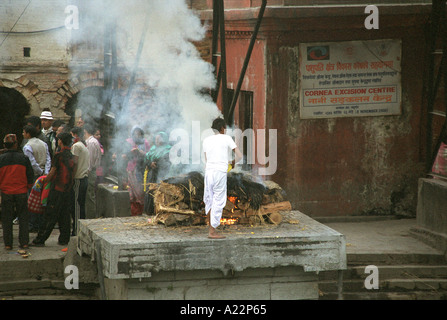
[203,169,227,228]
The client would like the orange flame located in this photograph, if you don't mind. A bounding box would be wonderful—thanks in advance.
[220,218,238,225]
[228,196,238,204]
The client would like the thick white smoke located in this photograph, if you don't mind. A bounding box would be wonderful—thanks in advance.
[69,0,222,167]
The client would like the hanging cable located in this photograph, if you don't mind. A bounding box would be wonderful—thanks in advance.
[0,0,32,48]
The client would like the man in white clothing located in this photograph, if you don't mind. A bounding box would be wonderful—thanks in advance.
[40,111,57,158]
[22,125,51,180]
[84,123,101,219]
[203,118,242,239]
[70,126,89,235]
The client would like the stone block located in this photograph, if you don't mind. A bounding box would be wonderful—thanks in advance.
[96,184,131,218]
[185,283,270,300]
[414,178,447,252]
[417,178,447,234]
[80,211,346,300]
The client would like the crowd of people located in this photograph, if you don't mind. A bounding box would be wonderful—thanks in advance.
[0,110,182,250]
[0,110,243,248]
[0,111,104,250]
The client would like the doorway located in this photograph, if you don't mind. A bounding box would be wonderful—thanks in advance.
[0,87,30,148]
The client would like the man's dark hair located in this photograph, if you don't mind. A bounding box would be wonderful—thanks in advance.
[71,126,84,137]
[57,132,73,147]
[26,116,42,130]
[4,142,14,149]
[84,123,95,135]
[53,120,64,128]
[59,124,69,133]
[23,124,39,138]
[211,118,226,132]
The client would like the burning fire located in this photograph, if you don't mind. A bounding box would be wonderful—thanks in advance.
[220,218,238,225]
[228,196,238,204]
[220,196,240,224]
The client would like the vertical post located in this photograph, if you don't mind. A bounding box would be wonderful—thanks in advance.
[211,0,221,102]
[122,14,150,110]
[218,0,229,122]
[426,0,443,172]
[211,0,219,75]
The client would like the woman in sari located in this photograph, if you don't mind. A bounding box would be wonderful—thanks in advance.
[124,125,151,216]
[143,132,172,214]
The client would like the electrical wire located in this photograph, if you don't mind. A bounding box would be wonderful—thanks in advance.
[0,0,31,48]
[0,26,65,35]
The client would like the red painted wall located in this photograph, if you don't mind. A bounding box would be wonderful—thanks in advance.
[265,16,429,217]
[225,37,266,131]
[203,3,432,217]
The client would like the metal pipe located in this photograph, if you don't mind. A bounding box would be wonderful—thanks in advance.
[218,0,229,122]
[211,0,221,102]
[211,0,219,74]
[122,14,150,110]
[227,0,267,125]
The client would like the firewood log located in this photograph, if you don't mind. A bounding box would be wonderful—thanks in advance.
[266,212,283,224]
[156,204,196,215]
[261,201,292,213]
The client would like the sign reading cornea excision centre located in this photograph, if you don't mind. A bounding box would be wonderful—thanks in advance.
[299,39,401,119]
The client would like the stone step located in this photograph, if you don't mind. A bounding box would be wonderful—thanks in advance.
[2,294,96,300]
[319,265,447,281]
[346,253,447,266]
[319,291,447,300]
[0,279,99,299]
[319,278,447,293]
[0,256,65,282]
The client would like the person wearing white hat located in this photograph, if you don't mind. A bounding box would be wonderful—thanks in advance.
[40,111,57,158]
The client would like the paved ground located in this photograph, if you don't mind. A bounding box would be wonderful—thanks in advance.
[0,227,67,263]
[0,216,443,263]
[322,217,442,255]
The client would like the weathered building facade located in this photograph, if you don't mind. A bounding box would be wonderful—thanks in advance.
[0,0,441,218]
[201,0,437,217]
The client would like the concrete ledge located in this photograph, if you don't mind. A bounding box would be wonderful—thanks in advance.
[77,211,346,299]
[410,226,447,256]
[106,266,319,300]
[415,178,447,253]
[78,211,346,279]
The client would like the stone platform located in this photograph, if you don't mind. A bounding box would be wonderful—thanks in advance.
[77,211,347,300]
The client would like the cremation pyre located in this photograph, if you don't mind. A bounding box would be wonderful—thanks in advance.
[148,171,292,227]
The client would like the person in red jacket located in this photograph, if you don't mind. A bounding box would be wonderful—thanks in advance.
[31,132,75,247]
[0,134,34,250]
